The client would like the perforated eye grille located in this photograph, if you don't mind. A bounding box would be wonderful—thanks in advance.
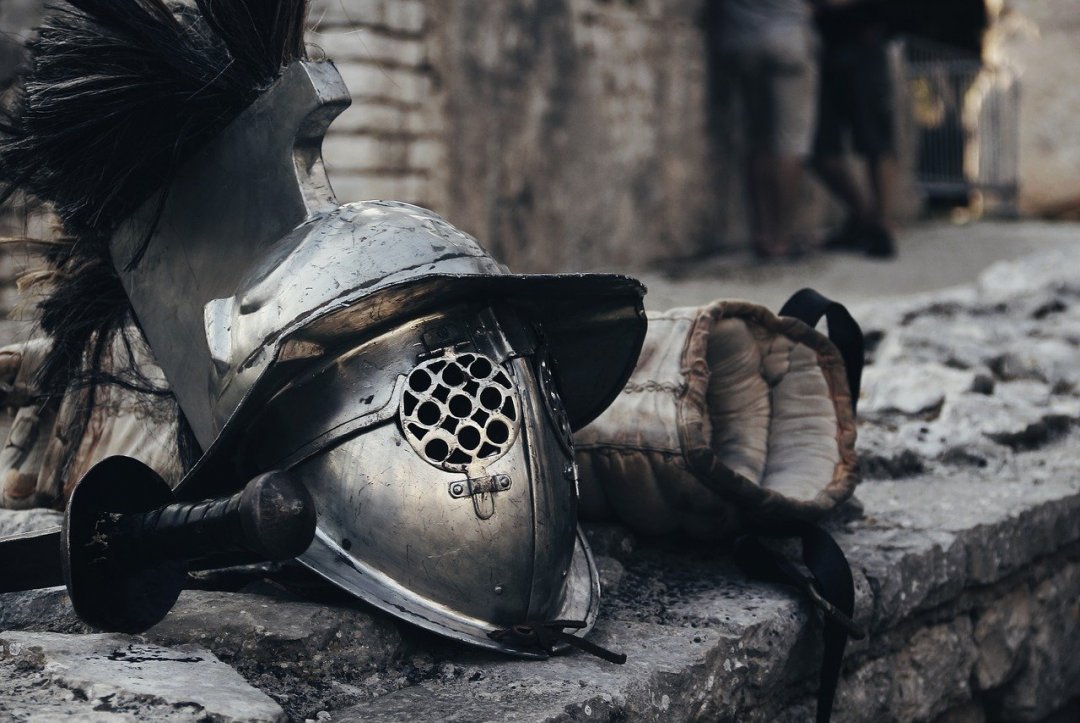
[400,352,520,471]
[537,355,574,455]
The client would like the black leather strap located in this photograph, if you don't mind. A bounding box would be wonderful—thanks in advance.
[780,288,865,413]
[488,620,627,664]
[734,521,863,723]
[731,290,867,722]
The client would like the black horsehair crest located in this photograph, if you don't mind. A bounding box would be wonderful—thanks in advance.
[0,0,311,468]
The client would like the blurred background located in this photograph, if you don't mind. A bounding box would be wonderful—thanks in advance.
[0,0,1076,310]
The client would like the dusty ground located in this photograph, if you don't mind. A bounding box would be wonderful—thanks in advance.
[608,220,1080,312]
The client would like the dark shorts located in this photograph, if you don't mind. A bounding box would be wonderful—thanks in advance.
[813,43,895,158]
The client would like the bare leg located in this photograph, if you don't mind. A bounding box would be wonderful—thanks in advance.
[748,151,804,257]
[747,151,782,257]
[775,155,804,252]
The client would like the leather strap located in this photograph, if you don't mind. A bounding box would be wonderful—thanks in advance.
[779,288,864,413]
[488,620,627,664]
[734,521,864,723]
[731,290,867,722]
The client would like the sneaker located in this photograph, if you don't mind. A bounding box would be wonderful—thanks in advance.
[821,219,864,252]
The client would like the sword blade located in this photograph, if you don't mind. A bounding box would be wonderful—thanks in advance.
[0,526,64,593]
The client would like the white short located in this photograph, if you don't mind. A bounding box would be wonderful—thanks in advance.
[723,29,819,157]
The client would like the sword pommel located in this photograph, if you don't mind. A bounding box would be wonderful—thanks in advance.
[62,457,316,634]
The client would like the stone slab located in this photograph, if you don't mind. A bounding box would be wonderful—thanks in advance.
[0,508,61,536]
[0,631,286,722]
[0,585,404,720]
[330,430,1080,721]
[148,588,404,717]
[1,248,1079,720]
[327,248,1080,721]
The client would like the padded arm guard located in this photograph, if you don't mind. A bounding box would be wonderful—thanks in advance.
[0,338,59,509]
[574,300,859,541]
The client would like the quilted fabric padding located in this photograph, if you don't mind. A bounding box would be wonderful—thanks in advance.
[574,300,858,540]
[0,323,185,511]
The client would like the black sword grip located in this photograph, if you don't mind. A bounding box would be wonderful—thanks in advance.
[111,471,316,564]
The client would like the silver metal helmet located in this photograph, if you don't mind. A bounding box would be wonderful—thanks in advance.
[108,61,647,654]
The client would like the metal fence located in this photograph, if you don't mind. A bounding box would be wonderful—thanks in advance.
[902,36,1020,216]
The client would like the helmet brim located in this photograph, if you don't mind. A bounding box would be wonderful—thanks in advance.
[177,272,646,497]
[271,272,648,431]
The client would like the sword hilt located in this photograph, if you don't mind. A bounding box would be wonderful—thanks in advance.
[107,471,315,565]
[62,457,316,634]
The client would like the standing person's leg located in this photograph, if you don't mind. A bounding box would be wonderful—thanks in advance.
[773,155,804,251]
[739,51,786,259]
[742,75,780,259]
[719,50,776,256]
[867,153,896,227]
[812,158,870,235]
[743,32,818,259]
[746,152,783,257]
[851,41,898,257]
[772,29,818,255]
[811,51,871,247]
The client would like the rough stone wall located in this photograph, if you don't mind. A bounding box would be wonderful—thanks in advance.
[993,0,1080,215]
[0,0,910,271]
[311,1,922,270]
[426,0,722,270]
[312,0,726,271]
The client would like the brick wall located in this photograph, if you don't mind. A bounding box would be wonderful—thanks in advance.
[0,0,854,273]
[309,0,447,211]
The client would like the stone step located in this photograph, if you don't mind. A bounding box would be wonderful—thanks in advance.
[0,630,287,721]
[0,247,1079,720]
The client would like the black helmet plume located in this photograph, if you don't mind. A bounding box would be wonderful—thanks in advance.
[0,0,311,443]
[0,0,310,238]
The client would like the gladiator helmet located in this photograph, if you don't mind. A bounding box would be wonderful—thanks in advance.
[15,4,648,654]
